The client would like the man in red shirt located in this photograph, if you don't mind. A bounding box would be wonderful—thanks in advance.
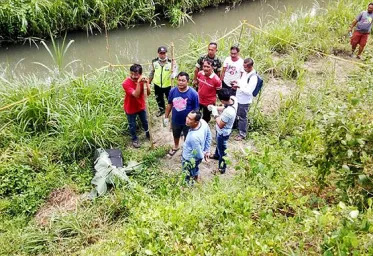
[197,59,222,123]
[122,64,151,148]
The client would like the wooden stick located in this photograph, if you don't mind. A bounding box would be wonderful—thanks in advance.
[170,42,175,87]
[143,80,155,149]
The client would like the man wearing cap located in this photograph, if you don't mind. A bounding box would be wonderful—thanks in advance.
[149,46,178,117]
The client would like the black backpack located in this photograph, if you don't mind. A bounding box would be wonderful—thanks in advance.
[247,72,263,97]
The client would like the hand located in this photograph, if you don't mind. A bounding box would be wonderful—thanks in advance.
[163,118,169,127]
[348,27,352,33]
[207,105,218,117]
[192,79,198,86]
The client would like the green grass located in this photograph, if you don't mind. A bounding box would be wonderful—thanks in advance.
[1,0,373,254]
[0,0,242,43]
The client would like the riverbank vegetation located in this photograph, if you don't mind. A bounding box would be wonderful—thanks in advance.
[0,0,242,43]
[1,0,373,254]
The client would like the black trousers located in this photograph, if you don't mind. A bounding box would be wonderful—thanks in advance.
[199,104,212,123]
[154,84,171,112]
[222,81,237,96]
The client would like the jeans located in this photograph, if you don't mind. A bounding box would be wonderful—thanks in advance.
[182,157,202,183]
[237,103,250,138]
[126,110,149,141]
[214,132,230,173]
[154,84,171,112]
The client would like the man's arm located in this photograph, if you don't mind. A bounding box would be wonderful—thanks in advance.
[203,126,212,153]
[165,103,172,118]
[220,66,227,81]
[146,80,151,96]
[215,116,226,129]
[349,19,358,32]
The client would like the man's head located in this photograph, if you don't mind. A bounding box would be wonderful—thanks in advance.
[177,72,189,91]
[368,3,373,13]
[243,58,254,73]
[218,88,231,104]
[186,110,202,128]
[230,46,240,61]
[207,42,218,58]
[129,64,143,81]
[157,46,168,61]
[202,59,214,76]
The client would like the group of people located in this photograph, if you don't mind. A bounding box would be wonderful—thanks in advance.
[122,42,259,182]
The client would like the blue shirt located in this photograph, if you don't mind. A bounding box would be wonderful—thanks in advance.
[216,96,238,136]
[168,87,199,126]
[182,119,212,161]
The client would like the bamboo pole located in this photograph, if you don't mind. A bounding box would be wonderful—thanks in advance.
[170,42,175,87]
[143,79,155,149]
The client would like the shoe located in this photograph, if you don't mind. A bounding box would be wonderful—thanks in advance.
[156,110,165,117]
[356,55,361,60]
[146,132,150,140]
[132,140,140,148]
[208,154,219,160]
[219,169,226,174]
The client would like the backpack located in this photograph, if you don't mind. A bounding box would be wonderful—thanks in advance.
[247,72,263,97]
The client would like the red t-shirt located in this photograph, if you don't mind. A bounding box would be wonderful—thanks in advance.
[197,71,222,106]
[122,78,146,114]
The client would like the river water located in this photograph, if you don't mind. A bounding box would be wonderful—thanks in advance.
[0,0,321,78]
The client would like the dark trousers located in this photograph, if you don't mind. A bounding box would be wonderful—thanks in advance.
[199,104,212,123]
[214,132,230,173]
[237,103,250,138]
[154,84,171,112]
[222,81,237,96]
[126,110,149,141]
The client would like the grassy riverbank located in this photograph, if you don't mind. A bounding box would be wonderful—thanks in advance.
[0,0,242,43]
[1,0,373,254]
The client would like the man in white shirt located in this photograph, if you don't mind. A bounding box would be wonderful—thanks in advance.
[220,46,244,96]
[232,58,257,141]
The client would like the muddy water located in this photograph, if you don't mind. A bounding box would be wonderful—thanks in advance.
[0,0,321,78]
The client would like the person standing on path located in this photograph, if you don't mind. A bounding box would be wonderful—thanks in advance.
[220,46,244,96]
[149,46,178,117]
[232,58,257,141]
[164,72,199,157]
[196,59,222,123]
[208,88,238,174]
[122,64,151,148]
[349,3,373,59]
[193,42,222,86]
[182,110,212,183]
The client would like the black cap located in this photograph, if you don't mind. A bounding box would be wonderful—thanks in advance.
[157,46,167,53]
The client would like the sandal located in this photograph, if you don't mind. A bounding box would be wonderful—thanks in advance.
[167,148,179,157]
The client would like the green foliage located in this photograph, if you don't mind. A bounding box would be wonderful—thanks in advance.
[0,0,242,42]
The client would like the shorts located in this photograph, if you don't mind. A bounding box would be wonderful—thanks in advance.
[172,123,190,139]
[351,31,369,47]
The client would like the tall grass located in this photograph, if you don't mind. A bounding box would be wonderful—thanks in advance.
[0,0,242,43]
